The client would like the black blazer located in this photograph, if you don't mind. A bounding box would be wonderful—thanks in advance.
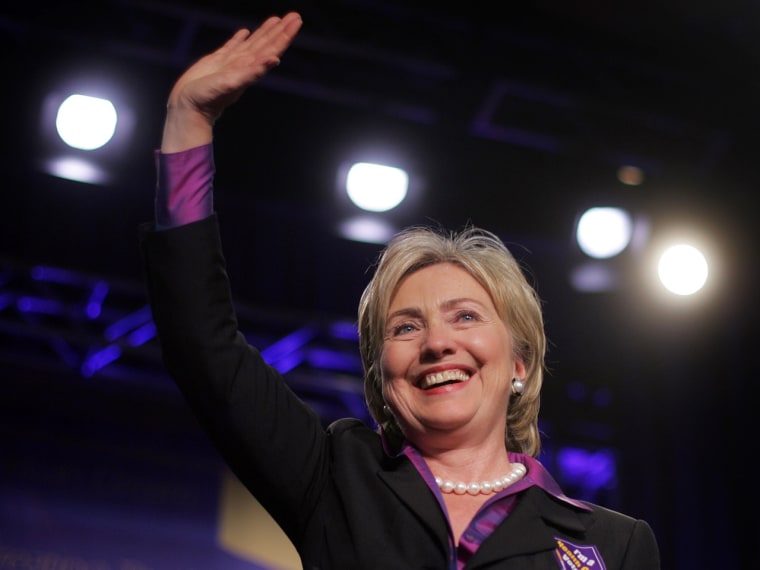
[140,215,661,569]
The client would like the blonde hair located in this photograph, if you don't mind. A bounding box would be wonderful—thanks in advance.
[358,225,546,457]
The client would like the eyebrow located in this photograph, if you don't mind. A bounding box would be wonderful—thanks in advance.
[386,297,485,321]
[386,307,423,322]
[442,297,484,311]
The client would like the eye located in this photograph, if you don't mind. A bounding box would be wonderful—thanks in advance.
[456,310,479,322]
[392,322,418,336]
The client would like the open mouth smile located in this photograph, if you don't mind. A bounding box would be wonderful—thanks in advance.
[419,369,471,390]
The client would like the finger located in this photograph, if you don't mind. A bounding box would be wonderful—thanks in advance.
[254,12,301,38]
[245,12,302,57]
[241,14,288,52]
[279,12,304,46]
[218,28,253,53]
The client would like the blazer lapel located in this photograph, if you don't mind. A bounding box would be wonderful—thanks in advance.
[377,459,450,553]
[468,486,590,568]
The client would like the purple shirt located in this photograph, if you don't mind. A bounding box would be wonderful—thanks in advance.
[155,145,592,568]
[154,144,215,230]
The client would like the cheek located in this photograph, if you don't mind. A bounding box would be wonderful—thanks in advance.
[378,341,405,376]
[471,328,507,355]
[378,343,412,395]
[471,329,514,371]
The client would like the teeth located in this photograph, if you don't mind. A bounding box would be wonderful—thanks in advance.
[421,369,470,389]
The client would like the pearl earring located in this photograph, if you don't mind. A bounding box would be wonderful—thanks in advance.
[511,377,525,396]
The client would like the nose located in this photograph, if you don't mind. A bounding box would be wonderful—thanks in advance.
[421,320,456,359]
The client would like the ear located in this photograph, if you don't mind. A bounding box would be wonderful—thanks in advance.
[513,358,527,381]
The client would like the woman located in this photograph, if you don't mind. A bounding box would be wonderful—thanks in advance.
[140,12,661,569]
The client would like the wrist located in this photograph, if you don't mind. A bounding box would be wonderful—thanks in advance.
[160,107,214,153]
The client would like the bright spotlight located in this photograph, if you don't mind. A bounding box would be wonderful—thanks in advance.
[56,94,118,150]
[576,207,633,259]
[657,244,708,296]
[345,162,408,212]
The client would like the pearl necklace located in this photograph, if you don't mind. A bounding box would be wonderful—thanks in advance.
[435,462,527,496]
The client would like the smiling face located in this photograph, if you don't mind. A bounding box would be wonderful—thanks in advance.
[380,262,526,447]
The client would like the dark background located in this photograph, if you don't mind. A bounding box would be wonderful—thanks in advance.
[1,1,758,568]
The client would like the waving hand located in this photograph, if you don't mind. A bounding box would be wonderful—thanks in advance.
[161,12,303,152]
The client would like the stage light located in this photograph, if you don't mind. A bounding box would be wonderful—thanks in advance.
[569,261,619,293]
[556,447,617,500]
[576,206,633,259]
[345,162,409,212]
[616,165,644,186]
[657,244,708,296]
[337,216,397,244]
[55,94,118,150]
[333,136,425,244]
[45,155,109,185]
[39,74,137,185]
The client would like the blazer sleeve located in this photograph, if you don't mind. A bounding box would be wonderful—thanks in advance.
[623,518,661,569]
[139,215,328,541]
[586,502,661,569]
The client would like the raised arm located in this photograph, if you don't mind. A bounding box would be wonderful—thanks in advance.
[161,12,303,153]
[142,12,329,539]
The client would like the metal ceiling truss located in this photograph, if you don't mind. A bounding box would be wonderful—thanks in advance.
[0,256,368,425]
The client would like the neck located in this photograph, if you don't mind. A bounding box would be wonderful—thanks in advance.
[417,439,513,484]
[411,418,509,461]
